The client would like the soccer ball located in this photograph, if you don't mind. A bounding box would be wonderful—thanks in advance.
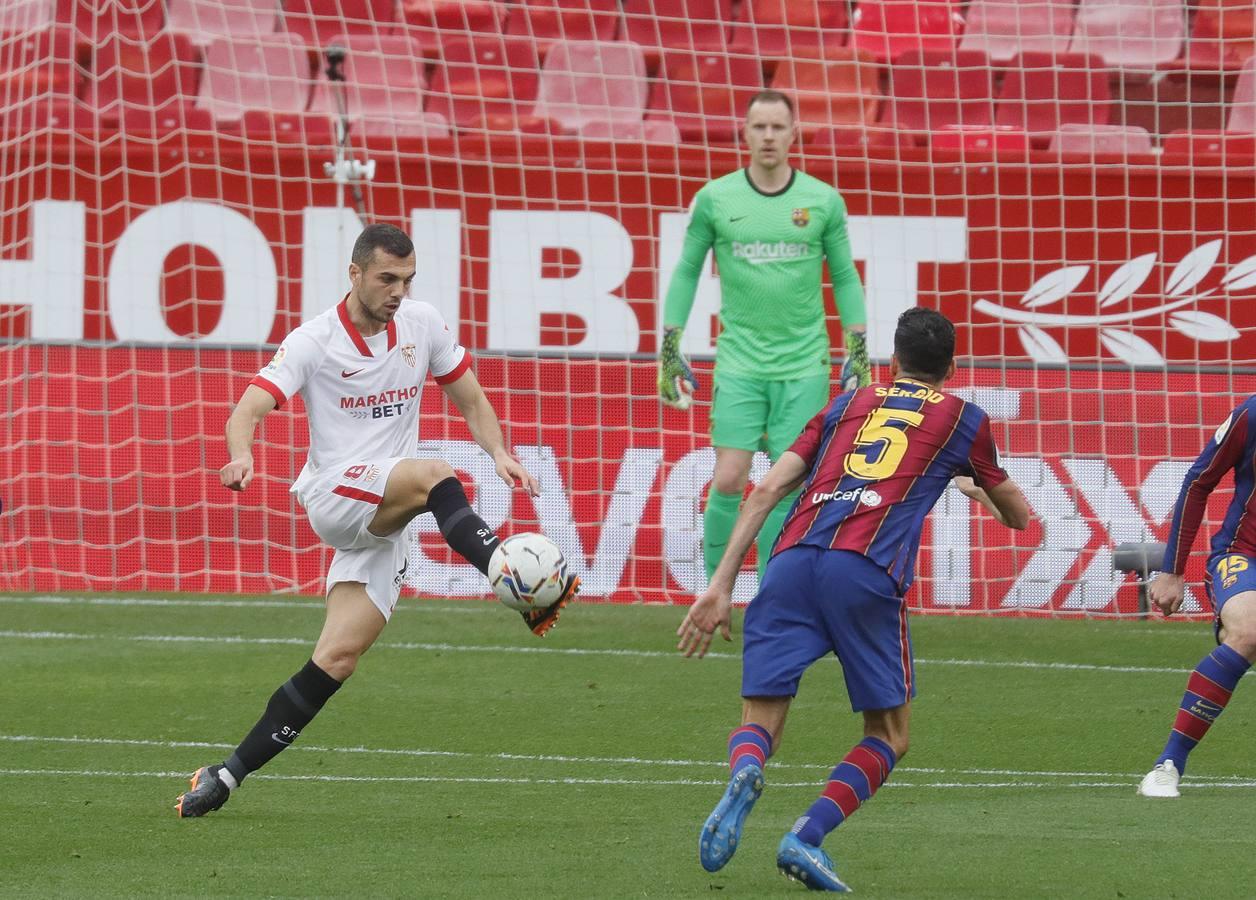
[488,532,568,612]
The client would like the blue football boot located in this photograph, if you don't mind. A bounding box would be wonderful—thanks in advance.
[698,763,764,872]
[776,832,851,892]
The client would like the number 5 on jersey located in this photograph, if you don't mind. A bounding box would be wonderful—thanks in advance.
[843,408,925,480]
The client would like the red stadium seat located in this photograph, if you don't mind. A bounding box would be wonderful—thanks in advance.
[958,0,1075,64]
[881,48,995,139]
[121,102,214,134]
[505,0,621,56]
[282,0,397,48]
[0,26,77,111]
[240,108,336,143]
[1185,0,1256,71]
[1162,129,1256,159]
[929,123,1031,155]
[194,34,313,124]
[1048,123,1155,155]
[69,0,166,40]
[530,39,648,133]
[426,33,542,130]
[770,47,881,134]
[1068,0,1185,72]
[0,98,91,133]
[0,0,57,33]
[397,0,504,57]
[167,0,281,47]
[849,0,965,64]
[578,118,680,142]
[622,0,732,58]
[646,49,764,142]
[308,34,447,136]
[995,51,1112,147]
[82,31,201,120]
[806,124,913,150]
[729,0,847,61]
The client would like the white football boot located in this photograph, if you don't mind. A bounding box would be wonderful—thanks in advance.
[1137,760,1181,798]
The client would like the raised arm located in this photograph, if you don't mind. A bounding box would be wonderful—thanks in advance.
[221,384,278,491]
[441,367,540,497]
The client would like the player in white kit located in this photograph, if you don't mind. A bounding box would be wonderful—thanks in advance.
[176,224,577,818]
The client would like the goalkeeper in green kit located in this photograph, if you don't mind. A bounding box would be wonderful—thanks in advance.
[657,90,870,582]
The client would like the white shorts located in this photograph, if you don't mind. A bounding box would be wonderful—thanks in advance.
[299,456,409,621]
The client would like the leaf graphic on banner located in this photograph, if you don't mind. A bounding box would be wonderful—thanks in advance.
[1099,329,1164,366]
[1017,325,1068,364]
[1169,311,1240,342]
[1097,253,1156,308]
[1019,266,1089,308]
[1220,254,1256,292]
[1164,240,1222,297]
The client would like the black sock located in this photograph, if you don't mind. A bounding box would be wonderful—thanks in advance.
[426,475,500,574]
[222,659,342,783]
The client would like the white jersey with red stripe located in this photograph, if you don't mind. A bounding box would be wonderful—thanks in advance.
[250,296,471,500]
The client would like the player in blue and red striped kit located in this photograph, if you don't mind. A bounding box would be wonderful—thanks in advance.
[677,308,1030,891]
[1138,395,1256,798]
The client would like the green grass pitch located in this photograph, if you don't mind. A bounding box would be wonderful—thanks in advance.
[2,593,1254,898]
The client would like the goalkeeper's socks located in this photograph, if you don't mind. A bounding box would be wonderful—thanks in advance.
[1157,643,1250,775]
[222,658,342,783]
[703,488,743,579]
[792,737,896,846]
[727,723,772,777]
[426,475,500,574]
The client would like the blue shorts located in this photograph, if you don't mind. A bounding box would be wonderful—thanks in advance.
[742,545,915,712]
[1206,552,1256,643]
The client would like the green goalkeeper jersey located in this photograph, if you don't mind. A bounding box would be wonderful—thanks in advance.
[662,168,866,381]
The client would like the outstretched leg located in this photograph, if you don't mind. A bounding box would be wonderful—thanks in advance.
[372,460,576,635]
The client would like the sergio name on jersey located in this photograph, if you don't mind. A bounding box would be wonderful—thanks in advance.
[249,297,470,500]
[775,379,1010,591]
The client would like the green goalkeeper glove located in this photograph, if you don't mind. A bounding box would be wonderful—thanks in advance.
[657,326,699,410]
[840,329,871,392]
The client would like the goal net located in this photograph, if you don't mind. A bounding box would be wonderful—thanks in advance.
[3,0,1254,618]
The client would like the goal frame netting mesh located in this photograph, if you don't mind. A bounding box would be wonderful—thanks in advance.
[3,0,1255,619]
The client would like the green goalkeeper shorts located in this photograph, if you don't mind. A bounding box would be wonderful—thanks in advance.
[709,370,832,460]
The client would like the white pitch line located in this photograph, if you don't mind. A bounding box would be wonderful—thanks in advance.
[0,628,1197,673]
[3,766,1255,790]
[0,594,497,614]
[6,733,1254,785]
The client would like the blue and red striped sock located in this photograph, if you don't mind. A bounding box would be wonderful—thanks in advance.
[792,736,896,847]
[727,723,772,777]
[1157,644,1250,775]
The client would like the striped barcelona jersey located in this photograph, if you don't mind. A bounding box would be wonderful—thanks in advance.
[1162,396,1256,574]
[775,378,1011,590]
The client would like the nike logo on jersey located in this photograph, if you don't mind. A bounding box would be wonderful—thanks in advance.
[341,368,364,378]
[729,215,747,222]
[271,730,297,746]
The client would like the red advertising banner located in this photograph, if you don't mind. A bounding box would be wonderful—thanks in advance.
[5,343,1254,617]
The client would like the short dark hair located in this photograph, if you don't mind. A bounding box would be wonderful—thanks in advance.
[351,223,414,270]
[893,308,955,382]
[746,89,794,120]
